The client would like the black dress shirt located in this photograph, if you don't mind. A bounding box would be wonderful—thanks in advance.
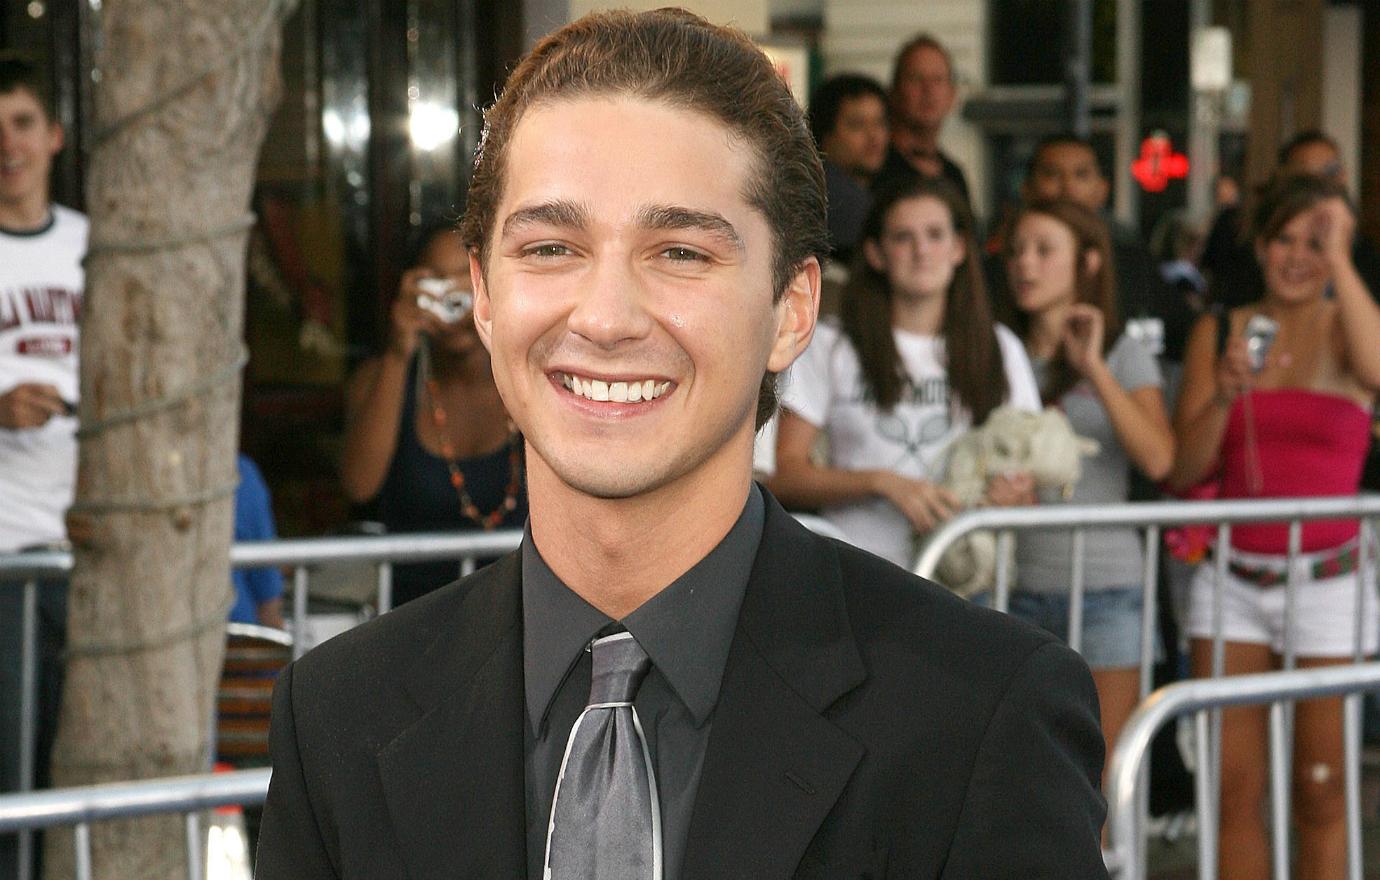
[521,485,764,880]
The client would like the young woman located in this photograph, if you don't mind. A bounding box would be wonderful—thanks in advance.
[340,223,526,606]
[1004,198,1174,771]
[767,177,1040,568]
[1169,175,1380,880]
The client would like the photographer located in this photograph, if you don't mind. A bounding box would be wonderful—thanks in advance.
[1168,175,1380,880]
[340,222,525,606]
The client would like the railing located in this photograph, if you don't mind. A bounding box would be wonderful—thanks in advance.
[1105,662,1380,880]
[914,495,1380,880]
[0,767,270,880]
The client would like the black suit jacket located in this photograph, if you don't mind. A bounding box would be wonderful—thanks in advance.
[256,493,1109,878]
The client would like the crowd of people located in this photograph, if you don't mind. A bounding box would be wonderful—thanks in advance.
[3,17,1380,878]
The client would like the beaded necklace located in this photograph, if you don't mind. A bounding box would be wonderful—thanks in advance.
[419,344,522,530]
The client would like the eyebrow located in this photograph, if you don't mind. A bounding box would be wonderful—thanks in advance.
[637,204,745,253]
[500,199,591,239]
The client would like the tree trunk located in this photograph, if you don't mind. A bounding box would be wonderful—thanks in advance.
[46,1,291,876]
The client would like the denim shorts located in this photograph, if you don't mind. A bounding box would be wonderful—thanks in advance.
[974,585,1151,670]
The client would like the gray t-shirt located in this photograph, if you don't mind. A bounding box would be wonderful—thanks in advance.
[1016,333,1162,593]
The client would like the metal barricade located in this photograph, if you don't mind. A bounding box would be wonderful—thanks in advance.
[914,495,1380,880]
[1105,662,1380,880]
[0,767,270,880]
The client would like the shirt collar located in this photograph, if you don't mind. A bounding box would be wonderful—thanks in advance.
[521,484,764,731]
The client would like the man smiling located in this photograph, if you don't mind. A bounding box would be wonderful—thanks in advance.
[257,10,1108,879]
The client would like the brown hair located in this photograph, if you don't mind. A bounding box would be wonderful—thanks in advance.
[458,8,827,430]
[1005,199,1120,405]
[841,176,1006,422]
[0,54,54,119]
[1251,173,1348,244]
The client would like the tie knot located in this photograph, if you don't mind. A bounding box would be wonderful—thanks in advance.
[588,632,651,704]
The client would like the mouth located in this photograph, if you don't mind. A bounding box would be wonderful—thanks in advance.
[554,371,672,404]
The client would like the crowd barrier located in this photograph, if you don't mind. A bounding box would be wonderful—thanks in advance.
[1105,661,1380,880]
[915,494,1380,879]
[0,766,270,880]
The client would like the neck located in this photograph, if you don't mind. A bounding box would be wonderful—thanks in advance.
[894,122,940,155]
[890,289,946,335]
[1027,302,1072,359]
[0,197,51,232]
[431,344,491,384]
[525,428,754,620]
[1262,294,1327,328]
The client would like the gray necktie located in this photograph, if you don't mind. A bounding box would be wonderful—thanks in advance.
[543,631,662,880]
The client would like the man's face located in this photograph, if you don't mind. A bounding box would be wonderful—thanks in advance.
[1284,140,1344,186]
[471,95,817,502]
[0,88,61,216]
[1025,143,1108,212]
[892,45,955,132]
[821,93,888,177]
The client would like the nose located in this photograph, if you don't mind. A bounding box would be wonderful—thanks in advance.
[565,257,655,350]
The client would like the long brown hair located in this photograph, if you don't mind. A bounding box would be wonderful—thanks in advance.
[841,176,1007,421]
[1005,199,1120,404]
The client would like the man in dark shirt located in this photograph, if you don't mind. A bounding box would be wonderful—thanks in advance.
[256,10,1109,879]
[807,73,888,266]
[874,33,972,208]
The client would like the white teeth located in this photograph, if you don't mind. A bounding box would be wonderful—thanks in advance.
[561,372,670,403]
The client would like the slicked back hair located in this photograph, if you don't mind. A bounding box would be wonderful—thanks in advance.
[459,8,829,430]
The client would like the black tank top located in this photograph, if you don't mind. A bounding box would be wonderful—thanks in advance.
[375,357,527,604]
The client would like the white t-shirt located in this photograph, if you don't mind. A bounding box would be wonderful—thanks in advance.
[779,319,1040,568]
[0,205,88,552]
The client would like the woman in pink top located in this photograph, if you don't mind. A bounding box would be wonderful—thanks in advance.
[1170,174,1380,880]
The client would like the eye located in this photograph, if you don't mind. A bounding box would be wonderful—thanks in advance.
[661,246,709,262]
[523,243,572,259]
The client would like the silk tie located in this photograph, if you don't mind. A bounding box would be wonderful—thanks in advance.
[543,631,661,880]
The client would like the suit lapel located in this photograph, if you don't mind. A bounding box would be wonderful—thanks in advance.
[683,496,867,880]
[377,553,528,880]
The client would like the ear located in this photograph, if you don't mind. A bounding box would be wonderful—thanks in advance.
[949,232,967,268]
[766,256,821,373]
[1081,247,1102,279]
[862,238,887,275]
[1094,175,1110,209]
[46,120,64,155]
[469,249,494,352]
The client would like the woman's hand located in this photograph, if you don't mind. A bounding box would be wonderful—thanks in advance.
[1061,303,1105,378]
[873,472,959,534]
[1212,334,1254,407]
[1312,195,1356,274]
[984,471,1036,507]
[386,269,449,360]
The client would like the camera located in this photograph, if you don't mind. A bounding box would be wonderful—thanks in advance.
[415,277,474,324]
[1243,314,1278,373]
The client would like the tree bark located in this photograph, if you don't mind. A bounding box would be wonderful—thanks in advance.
[46,1,291,876]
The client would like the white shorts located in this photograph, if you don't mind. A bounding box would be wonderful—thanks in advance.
[1185,544,1378,658]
